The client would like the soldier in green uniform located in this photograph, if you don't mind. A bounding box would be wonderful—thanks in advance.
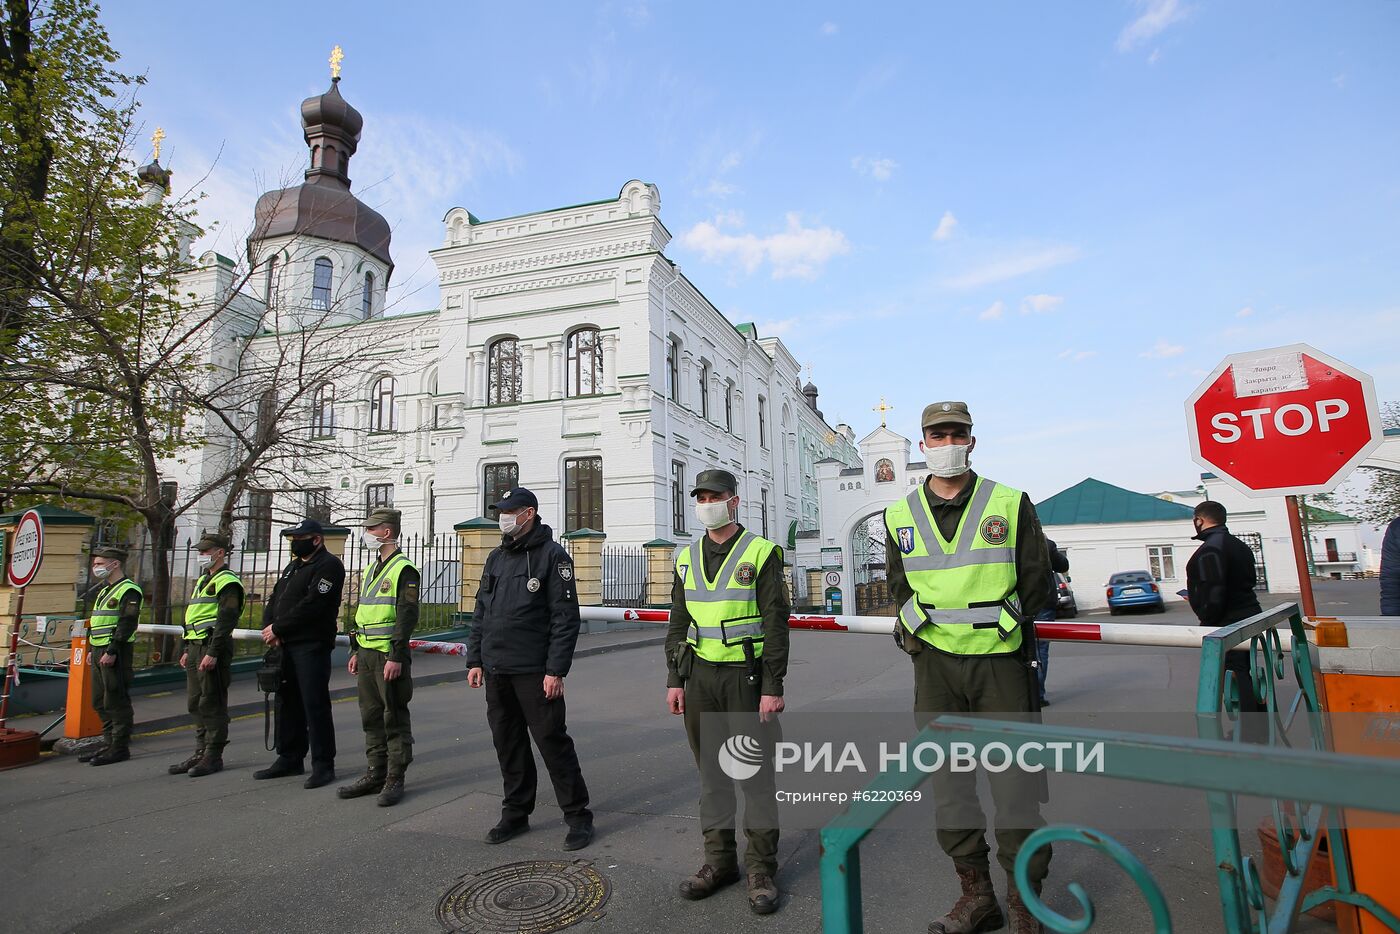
[81,545,143,766]
[338,508,418,807]
[885,402,1053,934]
[665,468,790,916]
[169,532,243,778]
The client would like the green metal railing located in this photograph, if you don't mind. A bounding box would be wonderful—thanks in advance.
[818,604,1400,933]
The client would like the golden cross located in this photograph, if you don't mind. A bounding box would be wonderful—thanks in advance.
[329,45,344,80]
[152,126,165,161]
[873,397,893,427]
[804,363,813,383]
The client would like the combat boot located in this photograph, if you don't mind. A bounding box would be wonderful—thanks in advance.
[747,872,780,914]
[376,772,405,807]
[90,747,130,767]
[337,769,385,799]
[78,744,109,763]
[188,753,223,777]
[678,864,741,900]
[928,865,1003,934]
[168,751,203,775]
[1006,884,1044,934]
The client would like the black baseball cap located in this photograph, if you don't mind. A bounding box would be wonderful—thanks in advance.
[691,468,739,497]
[492,488,539,512]
[281,518,324,537]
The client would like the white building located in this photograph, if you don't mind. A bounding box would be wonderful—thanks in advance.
[161,73,859,556]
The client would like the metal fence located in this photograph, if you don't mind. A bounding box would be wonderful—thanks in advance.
[600,545,646,607]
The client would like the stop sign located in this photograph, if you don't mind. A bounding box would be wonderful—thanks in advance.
[1186,343,1383,498]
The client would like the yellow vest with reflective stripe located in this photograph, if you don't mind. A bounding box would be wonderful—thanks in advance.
[353,551,416,653]
[182,569,242,640]
[883,477,1024,655]
[676,530,778,662]
[89,578,143,647]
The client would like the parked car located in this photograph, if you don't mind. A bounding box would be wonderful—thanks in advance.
[1106,570,1165,615]
[1054,572,1078,618]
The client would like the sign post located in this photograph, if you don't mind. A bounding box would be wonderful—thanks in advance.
[1,509,44,766]
[1186,344,1383,617]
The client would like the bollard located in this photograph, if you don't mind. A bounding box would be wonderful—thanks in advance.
[63,631,103,740]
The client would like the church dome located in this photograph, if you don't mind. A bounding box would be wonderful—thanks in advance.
[300,79,363,143]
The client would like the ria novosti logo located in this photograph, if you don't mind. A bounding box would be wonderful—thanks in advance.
[718,734,765,780]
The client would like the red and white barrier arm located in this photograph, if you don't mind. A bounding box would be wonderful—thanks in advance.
[575,607,1295,651]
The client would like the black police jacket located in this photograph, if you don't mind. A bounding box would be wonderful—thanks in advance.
[266,546,346,646]
[467,521,581,676]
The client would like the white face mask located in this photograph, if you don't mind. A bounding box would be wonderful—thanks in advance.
[499,512,521,536]
[92,564,112,579]
[695,498,735,530]
[924,442,971,478]
[195,553,214,569]
[363,530,393,548]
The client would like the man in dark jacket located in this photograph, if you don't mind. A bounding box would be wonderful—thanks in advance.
[1186,501,1263,736]
[1381,516,1400,616]
[467,488,593,851]
[1035,538,1070,706]
[255,518,346,788]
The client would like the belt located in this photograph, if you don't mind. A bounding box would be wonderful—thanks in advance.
[695,658,749,669]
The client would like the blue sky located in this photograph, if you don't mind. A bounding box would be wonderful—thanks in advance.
[104,2,1400,502]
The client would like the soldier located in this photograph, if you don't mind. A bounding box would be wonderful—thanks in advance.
[169,532,243,778]
[338,508,419,807]
[80,545,143,766]
[665,468,790,916]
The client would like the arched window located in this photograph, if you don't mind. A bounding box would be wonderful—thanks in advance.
[311,383,335,438]
[698,363,710,419]
[724,382,734,432]
[371,376,395,431]
[311,257,333,310]
[666,337,680,402]
[566,328,603,397]
[265,255,280,308]
[361,271,374,318]
[487,338,521,405]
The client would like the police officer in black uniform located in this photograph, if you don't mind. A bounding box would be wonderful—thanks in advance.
[255,519,345,789]
[467,488,594,851]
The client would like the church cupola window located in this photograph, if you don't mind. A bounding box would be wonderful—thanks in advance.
[312,257,333,310]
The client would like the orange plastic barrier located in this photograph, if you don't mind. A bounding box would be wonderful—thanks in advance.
[63,636,103,740]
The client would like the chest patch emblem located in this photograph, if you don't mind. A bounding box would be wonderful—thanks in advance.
[897,527,916,554]
[981,516,1010,546]
[735,562,757,585]
[379,580,392,594]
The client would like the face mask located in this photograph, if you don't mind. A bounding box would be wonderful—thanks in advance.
[195,553,214,569]
[363,530,392,548]
[289,538,316,558]
[695,498,734,530]
[924,443,970,478]
[92,564,112,579]
[499,512,521,536]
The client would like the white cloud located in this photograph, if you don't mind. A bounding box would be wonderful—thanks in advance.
[1148,48,1162,66]
[701,179,738,198]
[1140,339,1185,359]
[680,212,851,280]
[943,245,1081,289]
[1117,0,1190,53]
[1333,73,1347,90]
[1058,349,1098,363]
[979,301,1005,321]
[717,150,742,173]
[1236,305,1254,318]
[852,155,898,181]
[1020,293,1064,315]
[821,21,839,36]
[756,317,800,337]
[932,211,958,242]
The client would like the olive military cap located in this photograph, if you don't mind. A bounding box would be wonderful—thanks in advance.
[691,468,739,497]
[921,401,973,429]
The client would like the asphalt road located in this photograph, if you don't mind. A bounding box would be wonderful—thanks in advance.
[1,584,1372,934]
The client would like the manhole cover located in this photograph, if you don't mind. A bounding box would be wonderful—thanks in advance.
[436,860,610,933]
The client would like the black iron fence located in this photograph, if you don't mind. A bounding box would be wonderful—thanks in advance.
[601,545,646,607]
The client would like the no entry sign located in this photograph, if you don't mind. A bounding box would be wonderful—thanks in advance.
[1186,344,1383,498]
[6,509,43,588]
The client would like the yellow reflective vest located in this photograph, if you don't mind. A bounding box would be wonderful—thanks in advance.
[676,530,778,663]
[353,551,416,653]
[884,477,1024,655]
[182,568,242,640]
[89,578,143,647]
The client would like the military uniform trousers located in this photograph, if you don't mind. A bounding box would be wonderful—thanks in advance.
[184,641,231,753]
[682,659,782,878]
[484,672,592,828]
[356,648,414,773]
[90,642,135,751]
[913,648,1051,883]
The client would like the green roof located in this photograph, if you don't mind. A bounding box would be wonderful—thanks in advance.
[1306,505,1358,524]
[1036,478,1195,526]
[0,504,97,527]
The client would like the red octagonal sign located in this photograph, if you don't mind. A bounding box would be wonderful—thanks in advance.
[1186,344,1383,498]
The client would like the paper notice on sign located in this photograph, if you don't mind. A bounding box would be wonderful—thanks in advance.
[1232,352,1309,398]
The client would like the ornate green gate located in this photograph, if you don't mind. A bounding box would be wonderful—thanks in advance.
[819,605,1400,933]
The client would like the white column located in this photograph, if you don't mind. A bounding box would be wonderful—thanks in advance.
[548,339,564,400]
[602,334,618,394]
[471,350,486,407]
[521,343,536,403]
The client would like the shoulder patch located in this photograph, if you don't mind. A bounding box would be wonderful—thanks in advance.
[897,527,916,554]
[317,578,333,594]
[981,516,1010,546]
[558,564,574,581]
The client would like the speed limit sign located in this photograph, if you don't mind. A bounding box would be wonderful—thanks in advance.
[824,571,841,587]
[6,509,43,588]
